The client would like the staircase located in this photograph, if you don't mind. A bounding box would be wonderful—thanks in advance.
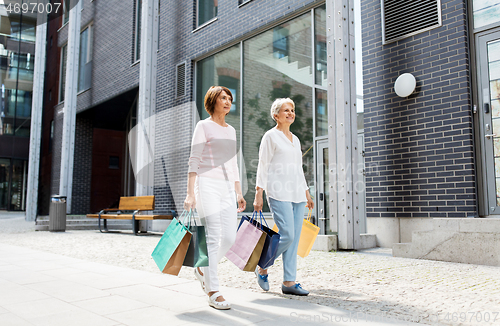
[35,215,133,231]
[254,53,328,87]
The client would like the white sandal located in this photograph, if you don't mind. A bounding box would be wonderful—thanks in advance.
[194,268,207,294]
[208,292,231,310]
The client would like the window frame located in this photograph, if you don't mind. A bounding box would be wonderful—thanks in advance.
[134,0,142,62]
[196,0,218,28]
[77,24,93,93]
[58,43,67,103]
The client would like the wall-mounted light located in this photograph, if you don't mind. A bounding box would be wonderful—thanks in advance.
[394,73,416,98]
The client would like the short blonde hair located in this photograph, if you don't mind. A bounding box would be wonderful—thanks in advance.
[270,98,295,122]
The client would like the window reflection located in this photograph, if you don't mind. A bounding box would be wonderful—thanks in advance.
[473,0,500,29]
[198,0,217,26]
[196,44,241,140]
[315,4,327,87]
[243,12,313,212]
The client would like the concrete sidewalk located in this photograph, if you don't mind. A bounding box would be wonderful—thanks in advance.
[0,244,420,326]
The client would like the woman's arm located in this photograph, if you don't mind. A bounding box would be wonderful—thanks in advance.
[184,172,197,210]
[305,189,314,210]
[253,187,264,212]
[184,123,206,210]
[234,181,246,212]
[254,133,274,212]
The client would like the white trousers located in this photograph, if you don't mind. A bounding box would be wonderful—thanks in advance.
[195,176,237,292]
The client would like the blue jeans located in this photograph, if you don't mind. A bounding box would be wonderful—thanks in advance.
[268,197,306,282]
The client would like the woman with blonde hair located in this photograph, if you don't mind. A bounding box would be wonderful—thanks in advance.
[253,97,314,296]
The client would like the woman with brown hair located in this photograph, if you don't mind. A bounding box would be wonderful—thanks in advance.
[184,86,246,310]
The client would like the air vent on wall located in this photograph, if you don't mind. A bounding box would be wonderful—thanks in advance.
[176,62,186,98]
[381,0,442,45]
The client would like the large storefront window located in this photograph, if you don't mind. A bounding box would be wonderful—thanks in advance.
[196,7,326,213]
[243,12,313,212]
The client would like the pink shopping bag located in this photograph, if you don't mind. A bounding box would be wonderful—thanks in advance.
[225,219,265,271]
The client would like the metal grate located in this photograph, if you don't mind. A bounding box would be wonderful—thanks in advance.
[176,62,186,97]
[381,0,442,44]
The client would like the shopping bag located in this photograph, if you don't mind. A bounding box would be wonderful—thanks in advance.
[182,211,209,268]
[297,210,320,257]
[151,216,192,276]
[272,209,319,258]
[241,212,280,270]
[225,219,265,271]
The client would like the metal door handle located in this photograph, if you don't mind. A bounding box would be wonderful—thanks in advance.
[485,134,497,139]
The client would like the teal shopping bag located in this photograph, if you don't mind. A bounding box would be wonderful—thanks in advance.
[182,210,209,268]
[151,216,191,276]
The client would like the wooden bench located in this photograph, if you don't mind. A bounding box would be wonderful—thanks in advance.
[86,196,173,235]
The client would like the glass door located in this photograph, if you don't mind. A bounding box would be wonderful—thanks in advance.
[478,31,500,215]
[10,160,27,211]
[316,140,331,234]
[0,159,10,210]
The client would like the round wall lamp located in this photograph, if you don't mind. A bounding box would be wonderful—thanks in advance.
[394,73,417,97]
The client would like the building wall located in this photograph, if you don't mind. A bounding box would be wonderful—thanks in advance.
[71,117,93,214]
[51,0,141,212]
[361,0,476,244]
[39,15,62,215]
[155,0,322,213]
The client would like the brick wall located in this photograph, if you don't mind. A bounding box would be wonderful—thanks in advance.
[361,0,476,219]
[71,117,93,214]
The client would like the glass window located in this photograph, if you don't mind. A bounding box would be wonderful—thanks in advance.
[0,16,35,137]
[473,0,500,29]
[243,12,313,212]
[135,0,142,61]
[63,0,70,25]
[59,44,67,102]
[198,0,217,27]
[315,89,328,136]
[314,4,327,87]
[196,44,240,130]
[78,26,92,92]
[9,18,36,43]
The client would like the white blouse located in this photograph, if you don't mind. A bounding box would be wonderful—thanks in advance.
[256,127,308,203]
[188,119,240,183]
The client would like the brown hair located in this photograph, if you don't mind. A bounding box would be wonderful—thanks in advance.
[204,86,233,116]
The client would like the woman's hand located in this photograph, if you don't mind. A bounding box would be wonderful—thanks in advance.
[184,193,196,211]
[253,188,264,212]
[305,190,314,210]
[236,193,246,213]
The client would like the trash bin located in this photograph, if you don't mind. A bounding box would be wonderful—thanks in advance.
[49,195,67,232]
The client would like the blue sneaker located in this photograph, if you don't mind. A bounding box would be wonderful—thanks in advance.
[282,283,309,296]
[255,267,269,291]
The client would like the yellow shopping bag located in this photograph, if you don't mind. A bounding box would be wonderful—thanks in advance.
[272,209,320,258]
